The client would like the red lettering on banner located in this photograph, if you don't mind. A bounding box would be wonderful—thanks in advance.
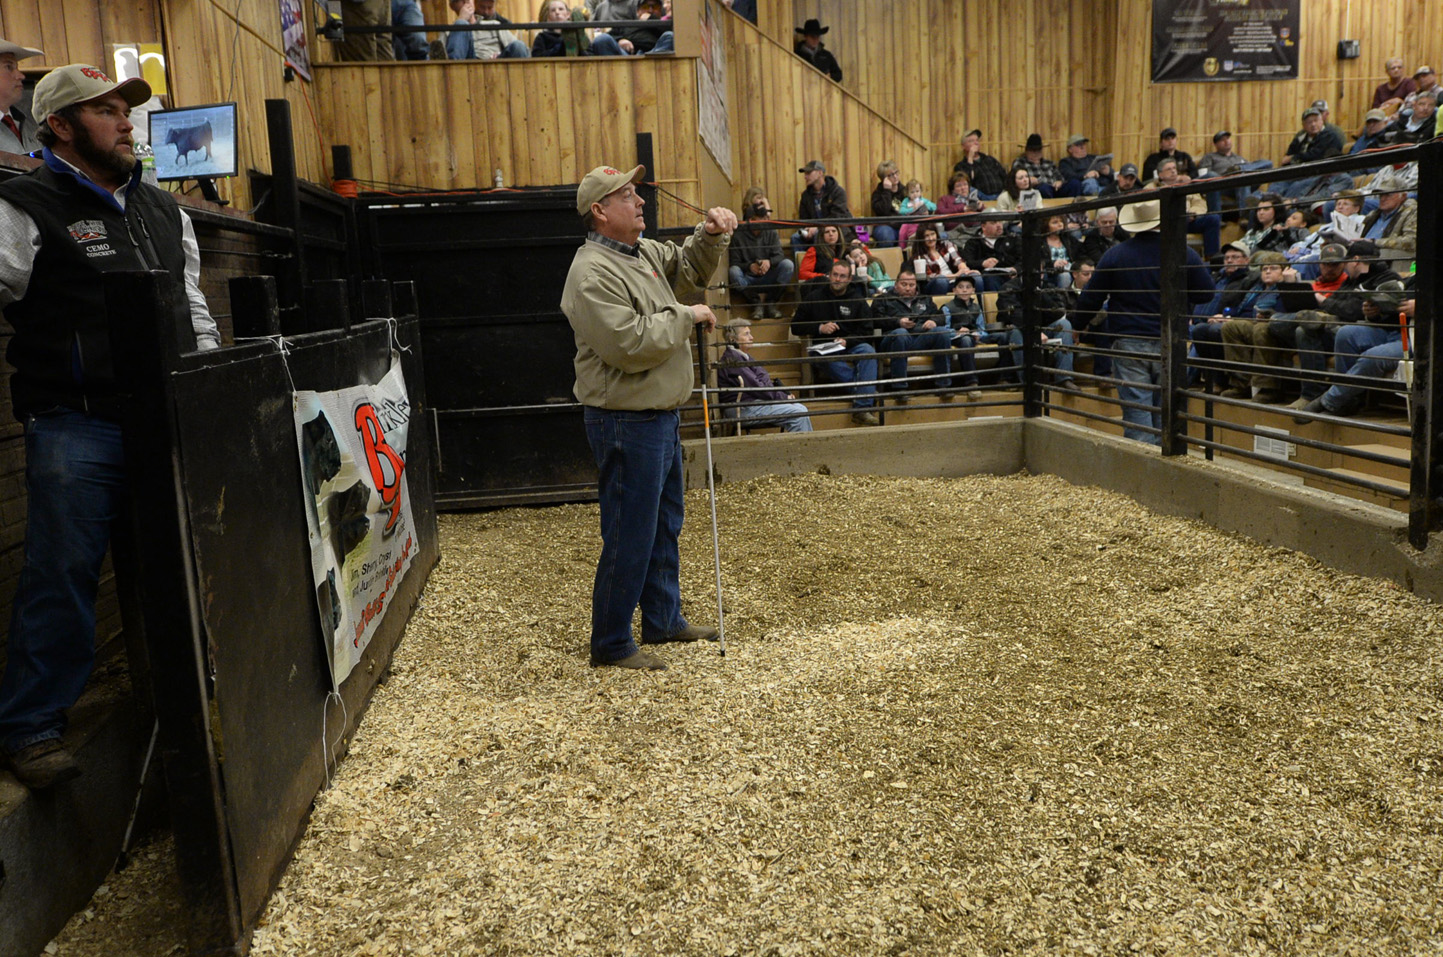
[354,403,406,534]
[352,535,414,646]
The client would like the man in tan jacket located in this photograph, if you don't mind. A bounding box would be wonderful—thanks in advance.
[562,164,736,670]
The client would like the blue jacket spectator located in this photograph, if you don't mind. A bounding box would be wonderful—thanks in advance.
[392,0,429,59]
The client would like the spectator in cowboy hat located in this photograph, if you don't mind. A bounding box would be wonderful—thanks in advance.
[1011,133,1062,197]
[1070,197,1214,444]
[0,37,44,154]
[794,18,841,81]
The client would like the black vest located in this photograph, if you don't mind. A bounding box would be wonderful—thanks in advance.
[0,163,189,420]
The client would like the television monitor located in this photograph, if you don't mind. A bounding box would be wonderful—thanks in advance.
[148,102,238,182]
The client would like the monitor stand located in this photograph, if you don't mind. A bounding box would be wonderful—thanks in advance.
[195,177,228,206]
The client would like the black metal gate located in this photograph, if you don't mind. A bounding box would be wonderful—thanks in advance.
[357,189,596,508]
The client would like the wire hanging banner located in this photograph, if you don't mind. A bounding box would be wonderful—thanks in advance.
[1152,0,1300,83]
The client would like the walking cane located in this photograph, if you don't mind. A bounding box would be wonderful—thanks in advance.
[695,322,727,657]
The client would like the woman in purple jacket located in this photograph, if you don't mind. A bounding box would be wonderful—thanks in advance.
[715,319,814,432]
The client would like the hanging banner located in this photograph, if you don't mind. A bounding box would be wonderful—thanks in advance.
[696,0,733,181]
[1152,0,1299,84]
[281,0,313,81]
[294,359,417,687]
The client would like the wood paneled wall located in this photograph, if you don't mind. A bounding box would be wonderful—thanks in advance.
[1107,0,1443,171]
[717,5,929,221]
[0,0,161,68]
[310,57,704,228]
[751,0,1431,200]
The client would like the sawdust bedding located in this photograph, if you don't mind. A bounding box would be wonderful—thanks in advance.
[50,473,1443,956]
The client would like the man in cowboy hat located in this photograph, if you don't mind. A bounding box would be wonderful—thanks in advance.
[1070,197,1214,445]
[0,63,221,789]
[562,163,736,670]
[0,37,44,153]
[794,18,841,82]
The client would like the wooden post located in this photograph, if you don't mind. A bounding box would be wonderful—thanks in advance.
[105,269,244,954]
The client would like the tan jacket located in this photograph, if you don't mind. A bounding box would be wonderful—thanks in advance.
[1363,198,1417,266]
[562,224,727,410]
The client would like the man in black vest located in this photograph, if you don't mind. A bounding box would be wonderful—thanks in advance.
[0,64,220,789]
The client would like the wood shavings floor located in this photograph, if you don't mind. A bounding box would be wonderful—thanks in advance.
[50,474,1443,956]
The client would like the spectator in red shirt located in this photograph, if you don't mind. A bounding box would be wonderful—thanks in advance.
[1371,57,1416,112]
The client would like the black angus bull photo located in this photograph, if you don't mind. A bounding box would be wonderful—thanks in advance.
[164,119,214,166]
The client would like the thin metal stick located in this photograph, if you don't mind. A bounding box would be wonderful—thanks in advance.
[695,324,726,657]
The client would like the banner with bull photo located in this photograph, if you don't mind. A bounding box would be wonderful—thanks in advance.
[1152,0,1299,83]
[293,359,418,688]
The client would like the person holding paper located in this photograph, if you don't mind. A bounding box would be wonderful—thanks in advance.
[1058,134,1113,197]
[792,260,880,425]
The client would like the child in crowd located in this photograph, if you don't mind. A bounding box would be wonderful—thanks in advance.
[941,276,986,399]
[897,179,938,249]
[847,241,893,294]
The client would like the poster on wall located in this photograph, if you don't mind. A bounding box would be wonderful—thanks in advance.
[696,1,733,180]
[1152,0,1299,83]
[281,0,313,81]
[293,359,417,687]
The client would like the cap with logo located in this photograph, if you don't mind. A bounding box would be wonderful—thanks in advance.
[1213,130,1231,143]
[31,63,151,127]
[1364,108,1389,123]
[0,39,44,60]
[576,164,645,215]
[1118,162,1139,177]
[1159,127,1177,139]
[1301,106,1321,120]
[1318,243,1348,264]
[1415,65,1435,77]
[1310,99,1329,111]
[799,159,826,174]
[1066,134,1089,147]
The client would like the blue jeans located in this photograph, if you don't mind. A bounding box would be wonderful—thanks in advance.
[1321,338,1405,414]
[979,330,1022,382]
[881,327,952,390]
[1335,323,1397,375]
[583,408,689,663]
[1201,160,1272,212]
[642,31,675,55]
[1041,318,1075,375]
[1113,336,1162,445]
[1187,214,1222,257]
[1295,322,1337,399]
[740,402,812,432]
[870,224,899,248]
[1190,320,1226,388]
[590,33,624,55]
[729,259,795,303]
[818,343,878,408]
[0,411,128,755]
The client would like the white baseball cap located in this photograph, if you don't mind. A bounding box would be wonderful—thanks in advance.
[32,63,151,127]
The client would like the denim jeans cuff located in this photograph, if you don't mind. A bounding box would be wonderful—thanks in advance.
[5,729,62,756]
